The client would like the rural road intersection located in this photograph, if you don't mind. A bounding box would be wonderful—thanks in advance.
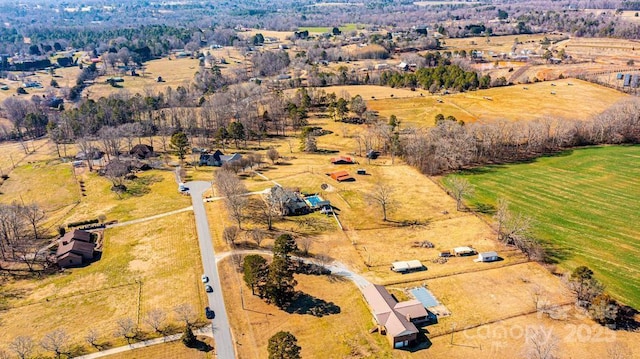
[186,181,236,359]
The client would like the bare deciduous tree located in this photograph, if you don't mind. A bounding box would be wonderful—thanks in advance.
[523,327,559,359]
[266,148,280,164]
[144,308,167,334]
[114,317,138,344]
[248,229,265,247]
[366,182,396,221]
[298,236,313,255]
[446,176,474,211]
[173,303,197,326]
[98,126,123,161]
[223,226,240,245]
[85,328,101,349]
[215,169,248,229]
[9,336,34,359]
[40,328,70,359]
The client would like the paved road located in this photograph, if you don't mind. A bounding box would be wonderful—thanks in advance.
[186,181,236,359]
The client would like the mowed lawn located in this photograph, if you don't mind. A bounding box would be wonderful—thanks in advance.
[452,146,640,309]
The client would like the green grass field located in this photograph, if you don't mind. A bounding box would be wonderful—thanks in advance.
[298,23,359,33]
[449,146,640,309]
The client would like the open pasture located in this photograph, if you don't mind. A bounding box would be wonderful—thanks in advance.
[367,79,628,127]
[0,211,204,350]
[442,34,553,54]
[453,146,640,309]
[88,57,199,99]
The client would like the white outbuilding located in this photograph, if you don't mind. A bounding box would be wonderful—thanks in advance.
[453,246,476,256]
[476,251,499,262]
[391,260,424,273]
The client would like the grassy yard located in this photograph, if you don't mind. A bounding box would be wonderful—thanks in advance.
[0,212,205,350]
[449,145,640,309]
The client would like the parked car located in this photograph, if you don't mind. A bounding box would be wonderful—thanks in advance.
[205,284,213,293]
[205,306,215,319]
[201,274,209,283]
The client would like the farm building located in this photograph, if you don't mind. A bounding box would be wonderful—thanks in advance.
[329,171,355,182]
[391,260,424,273]
[56,230,96,268]
[624,74,631,87]
[475,251,499,262]
[453,246,476,256]
[362,284,429,349]
[330,156,355,164]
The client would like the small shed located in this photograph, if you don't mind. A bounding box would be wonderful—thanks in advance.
[453,246,475,256]
[391,260,424,273]
[476,251,499,262]
[330,156,354,164]
[329,171,354,182]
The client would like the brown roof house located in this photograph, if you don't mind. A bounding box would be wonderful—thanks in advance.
[362,284,428,349]
[56,229,96,268]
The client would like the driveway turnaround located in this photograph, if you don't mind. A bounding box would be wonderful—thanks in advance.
[186,181,236,359]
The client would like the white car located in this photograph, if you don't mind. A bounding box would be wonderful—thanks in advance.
[201,274,209,283]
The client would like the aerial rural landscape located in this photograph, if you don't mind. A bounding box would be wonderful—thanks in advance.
[0,0,639,358]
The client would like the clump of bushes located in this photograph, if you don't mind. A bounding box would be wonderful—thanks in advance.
[67,218,99,228]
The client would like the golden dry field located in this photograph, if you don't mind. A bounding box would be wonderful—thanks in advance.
[0,212,205,352]
[442,34,554,54]
[88,57,199,99]
[367,79,628,127]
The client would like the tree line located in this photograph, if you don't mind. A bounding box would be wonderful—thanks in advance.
[400,99,640,176]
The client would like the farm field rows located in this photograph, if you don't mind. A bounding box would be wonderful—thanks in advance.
[452,146,640,309]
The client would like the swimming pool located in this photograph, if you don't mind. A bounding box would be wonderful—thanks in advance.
[305,195,329,208]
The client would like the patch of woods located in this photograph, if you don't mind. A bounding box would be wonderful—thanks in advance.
[241,234,338,318]
[0,202,53,274]
[403,99,640,176]
[566,266,639,331]
[0,302,214,359]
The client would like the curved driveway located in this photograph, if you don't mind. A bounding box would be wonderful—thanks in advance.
[186,181,236,359]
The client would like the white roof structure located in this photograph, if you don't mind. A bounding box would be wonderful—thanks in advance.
[453,246,475,255]
[391,260,423,272]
